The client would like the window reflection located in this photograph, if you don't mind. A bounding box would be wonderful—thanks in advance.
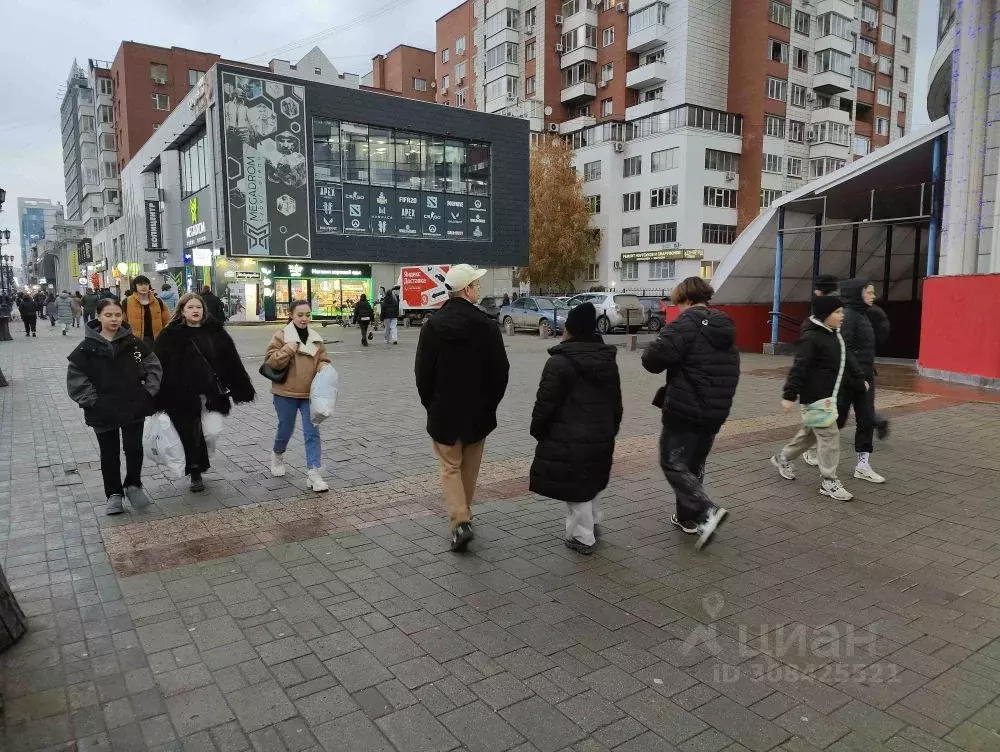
[424,136,446,192]
[369,127,394,186]
[341,122,369,183]
[395,132,423,189]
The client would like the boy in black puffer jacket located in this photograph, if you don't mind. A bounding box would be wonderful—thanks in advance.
[771,296,867,501]
[529,303,622,555]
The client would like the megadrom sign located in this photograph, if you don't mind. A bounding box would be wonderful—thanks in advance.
[220,71,310,258]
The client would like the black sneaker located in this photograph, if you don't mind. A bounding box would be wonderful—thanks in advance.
[450,522,474,553]
[876,418,890,440]
[565,538,596,555]
[670,515,699,535]
[695,506,728,550]
[190,472,205,493]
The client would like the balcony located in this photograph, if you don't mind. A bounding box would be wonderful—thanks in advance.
[560,5,598,30]
[928,9,956,120]
[626,60,669,89]
[626,97,669,121]
[97,119,115,136]
[561,81,597,104]
[813,70,852,95]
[560,45,597,69]
[559,115,596,135]
[810,106,852,126]
[627,24,668,53]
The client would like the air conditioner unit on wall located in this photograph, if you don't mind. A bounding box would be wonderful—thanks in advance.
[555,43,564,52]
[599,80,608,88]
[664,241,681,249]
[524,26,534,35]
[613,260,621,269]
[613,141,624,153]
[548,122,560,132]
[616,2,626,11]
[555,14,564,24]
[724,171,736,182]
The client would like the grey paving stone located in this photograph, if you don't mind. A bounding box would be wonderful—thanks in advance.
[461,622,528,658]
[165,685,235,736]
[471,671,535,710]
[308,630,363,660]
[775,706,851,749]
[376,703,460,752]
[441,701,526,752]
[138,619,194,653]
[361,628,426,666]
[691,696,790,752]
[557,690,625,733]
[294,686,359,725]
[581,665,646,703]
[257,636,312,666]
[392,655,449,689]
[412,625,477,662]
[500,696,587,752]
[209,721,250,752]
[156,664,215,697]
[189,616,244,653]
[325,649,393,692]
[618,689,708,745]
[312,710,394,752]
[227,680,297,733]
[613,730,679,752]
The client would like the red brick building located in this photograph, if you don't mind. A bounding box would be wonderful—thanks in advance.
[368,45,437,102]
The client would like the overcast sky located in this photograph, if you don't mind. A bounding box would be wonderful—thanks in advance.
[0,0,940,258]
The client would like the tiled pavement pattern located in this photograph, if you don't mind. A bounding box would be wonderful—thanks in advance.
[2,324,1000,752]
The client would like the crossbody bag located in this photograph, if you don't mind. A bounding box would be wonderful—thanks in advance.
[801,329,845,429]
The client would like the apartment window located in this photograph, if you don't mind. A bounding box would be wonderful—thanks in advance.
[883,0,895,12]
[760,189,785,208]
[563,0,581,15]
[700,261,721,280]
[102,161,118,179]
[180,131,209,196]
[767,77,787,102]
[188,69,205,88]
[644,87,664,102]
[901,34,911,53]
[622,226,640,247]
[98,105,113,123]
[456,36,467,55]
[879,56,894,75]
[621,261,639,280]
[603,27,615,46]
[704,187,737,209]
[702,224,737,244]
[643,49,665,65]
[601,62,614,82]
[584,160,601,181]
[649,260,676,280]
[856,69,875,90]
[768,38,789,64]
[810,156,846,177]
[855,135,871,155]
[877,87,892,106]
[650,147,678,172]
[881,25,895,44]
[561,24,598,52]
[485,76,519,100]
[585,262,599,281]
[816,48,851,76]
[485,8,520,35]
[793,47,809,71]
[897,125,905,138]
[524,7,536,27]
[876,117,889,135]
[601,98,613,116]
[858,37,876,57]
[456,89,467,107]
[526,40,536,60]
[442,48,450,63]
[526,76,536,96]
[99,133,116,150]
[623,191,641,212]
[585,195,601,213]
[629,2,668,35]
[623,155,642,177]
[861,3,879,24]
[413,78,428,91]
[151,93,170,111]
[442,75,450,90]
[899,93,907,111]
[899,65,909,83]
[486,42,519,69]
[98,78,113,95]
[705,149,740,173]
[787,157,803,177]
[649,223,677,244]
[650,185,678,207]
[150,63,168,84]
[788,120,805,143]
[790,83,807,107]
[817,12,853,40]
[764,114,785,138]
[762,153,783,174]
[812,121,851,145]
[769,0,791,27]
[794,10,811,35]
[562,61,596,88]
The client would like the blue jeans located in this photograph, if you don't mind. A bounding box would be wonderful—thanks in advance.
[273,395,322,469]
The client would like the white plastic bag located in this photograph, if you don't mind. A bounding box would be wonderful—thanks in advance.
[143,412,186,479]
[310,365,339,425]
[202,411,225,456]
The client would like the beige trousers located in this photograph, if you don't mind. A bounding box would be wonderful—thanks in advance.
[780,422,841,480]
[432,440,485,528]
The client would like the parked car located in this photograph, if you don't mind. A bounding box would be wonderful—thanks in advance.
[499,296,568,335]
[565,293,647,334]
[639,297,670,332]
[478,296,503,320]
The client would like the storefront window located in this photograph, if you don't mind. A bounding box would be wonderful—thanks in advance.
[369,128,394,186]
[423,136,446,192]
[395,132,423,189]
[467,142,490,196]
[444,140,468,194]
[341,122,369,183]
[313,119,341,182]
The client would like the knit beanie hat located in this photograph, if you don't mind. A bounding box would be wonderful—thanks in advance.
[813,274,839,295]
[812,295,844,322]
[565,302,597,337]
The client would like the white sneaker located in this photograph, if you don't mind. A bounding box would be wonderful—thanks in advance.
[820,479,854,501]
[695,506,727,550]
[770,455,796,480]
[306,468,329,492]
[270,451,286,477]
[802,449,819,467]
[854,463,886,484]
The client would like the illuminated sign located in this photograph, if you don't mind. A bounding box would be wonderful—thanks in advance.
[620,249,705,262]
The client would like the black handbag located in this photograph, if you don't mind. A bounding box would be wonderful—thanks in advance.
[258,361,289,383]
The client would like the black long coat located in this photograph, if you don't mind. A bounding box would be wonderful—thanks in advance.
[529,338,623,504]
[840,278,877,377]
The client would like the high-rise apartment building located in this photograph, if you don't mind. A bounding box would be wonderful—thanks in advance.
[16,198,63,271]
[364,46,438,102]
[437,2,479,111]
[431,0,916,290]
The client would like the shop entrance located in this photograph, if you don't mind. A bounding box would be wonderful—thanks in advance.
[273,276,372,321]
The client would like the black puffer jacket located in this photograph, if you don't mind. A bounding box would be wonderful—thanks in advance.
[415,297,510,445]
[868,304,890,349]
[641,306,740,432]
[529,338,623,504]
[840,278,876,376]
[783,317,866,405]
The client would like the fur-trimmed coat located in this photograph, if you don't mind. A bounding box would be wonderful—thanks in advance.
[153,318,255,418]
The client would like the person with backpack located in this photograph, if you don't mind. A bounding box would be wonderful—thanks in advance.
[529,303,622,555]
[770,296,867,501]
[67,298,162,515]
[353,293,374,347]
[125,275,170,346]
[641,277,740,550]
[380,286,400,345]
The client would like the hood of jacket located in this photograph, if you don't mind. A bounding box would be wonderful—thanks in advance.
[81,317,135,353]
[803,316,835,335]
[430,297,496,343]
[681,306,736,351]
[59,291,70,299]
[840,277,870,310]
[547,338,618,386]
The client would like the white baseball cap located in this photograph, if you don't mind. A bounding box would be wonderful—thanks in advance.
[444,264,487,292]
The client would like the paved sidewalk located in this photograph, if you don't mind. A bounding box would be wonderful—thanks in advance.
[2,324,1000,752]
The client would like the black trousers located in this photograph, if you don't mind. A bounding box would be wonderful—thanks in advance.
[22,316,36,335]
[96,422,144,497]
[170,410,210,476]
[359,320,370,344]
[837,381,876,454]
[659,426,717,523]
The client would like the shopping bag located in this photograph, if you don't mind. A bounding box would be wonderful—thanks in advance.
[202,411,225,456]
[143,412,186,479]
[310,365,339,425]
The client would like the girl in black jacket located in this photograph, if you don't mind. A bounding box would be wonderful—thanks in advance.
[353,294,374,347]
[154,293,255,492]
[67,298,162,515]
[529,303,622,555]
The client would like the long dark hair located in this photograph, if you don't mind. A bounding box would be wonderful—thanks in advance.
[95,298,123,315]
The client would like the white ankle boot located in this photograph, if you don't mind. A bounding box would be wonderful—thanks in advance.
[306,468,329,492]
[270,451,286,477]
